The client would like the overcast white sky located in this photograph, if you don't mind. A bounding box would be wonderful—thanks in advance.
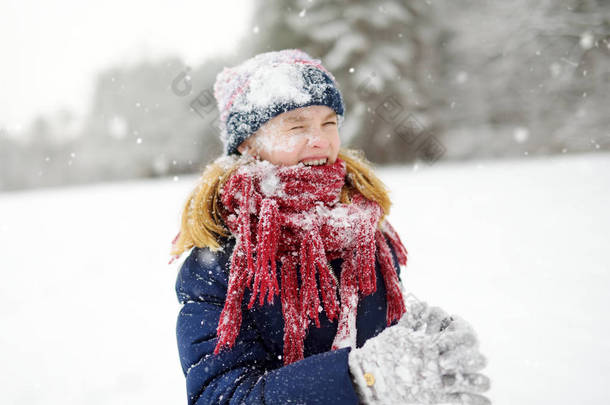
[0,0,253,135]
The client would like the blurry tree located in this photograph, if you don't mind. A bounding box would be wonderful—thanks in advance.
[0,133,21,190]
[435,0,610,159]
[81,57,200,181]
[76,54,239,184]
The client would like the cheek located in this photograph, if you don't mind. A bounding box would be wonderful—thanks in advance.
[277,136,308,160]
[255,132,308,164]
[255,132,297,154]
[330,130,340,149]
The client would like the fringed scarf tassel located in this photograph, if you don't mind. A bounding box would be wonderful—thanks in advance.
[356,220,377,296]
[214,178,256,354]
[248,198,280,309]
[331,249,359,350]
[280,255,305,365]
[299,226,340,329]
[375,228,407,326]
[381,219,408,266]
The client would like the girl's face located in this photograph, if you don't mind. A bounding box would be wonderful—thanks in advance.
[237,105,340,166]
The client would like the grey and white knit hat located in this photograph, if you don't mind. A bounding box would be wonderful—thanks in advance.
[213,49,345,156]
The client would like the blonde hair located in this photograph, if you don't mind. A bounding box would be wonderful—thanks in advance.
[170,148,393,257]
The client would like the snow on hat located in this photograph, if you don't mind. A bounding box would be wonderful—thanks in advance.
[213,49,345,156]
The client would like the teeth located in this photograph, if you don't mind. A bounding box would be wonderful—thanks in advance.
[302,158,327,166]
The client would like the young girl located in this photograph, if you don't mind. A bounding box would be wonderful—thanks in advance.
[170,49,490,405]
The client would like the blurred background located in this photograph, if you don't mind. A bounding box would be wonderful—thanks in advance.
[2,0,609,190]
[1,1,609,404]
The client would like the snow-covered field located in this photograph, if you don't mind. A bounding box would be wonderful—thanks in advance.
[1,152,608,404]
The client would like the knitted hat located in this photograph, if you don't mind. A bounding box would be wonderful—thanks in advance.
[213,49,345,156]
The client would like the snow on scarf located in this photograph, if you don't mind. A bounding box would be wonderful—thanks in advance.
[215,157,408,365]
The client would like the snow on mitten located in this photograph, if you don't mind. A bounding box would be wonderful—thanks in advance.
[348,323,491,404]
[397,295,489,377]
[397,288,456,334]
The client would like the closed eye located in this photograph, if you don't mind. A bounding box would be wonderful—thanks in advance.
[290,122,335,130]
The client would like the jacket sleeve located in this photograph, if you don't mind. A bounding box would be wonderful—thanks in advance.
[175,242,361,405]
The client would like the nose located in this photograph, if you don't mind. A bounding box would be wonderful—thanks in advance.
[307,130,330,149]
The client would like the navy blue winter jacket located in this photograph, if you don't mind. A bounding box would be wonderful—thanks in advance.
[175,234,403,405]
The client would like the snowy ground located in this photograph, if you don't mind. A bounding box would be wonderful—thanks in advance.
[1,152,608,404]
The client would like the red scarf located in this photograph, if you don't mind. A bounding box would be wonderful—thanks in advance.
[213,157,408,365]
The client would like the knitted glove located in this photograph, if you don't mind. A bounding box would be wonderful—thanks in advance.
[348,299,491,404]
[397,294,455,334]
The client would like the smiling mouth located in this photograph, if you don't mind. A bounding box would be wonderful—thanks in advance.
[300,158,328,166]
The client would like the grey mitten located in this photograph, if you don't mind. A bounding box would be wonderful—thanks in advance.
[348,297,491,404]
